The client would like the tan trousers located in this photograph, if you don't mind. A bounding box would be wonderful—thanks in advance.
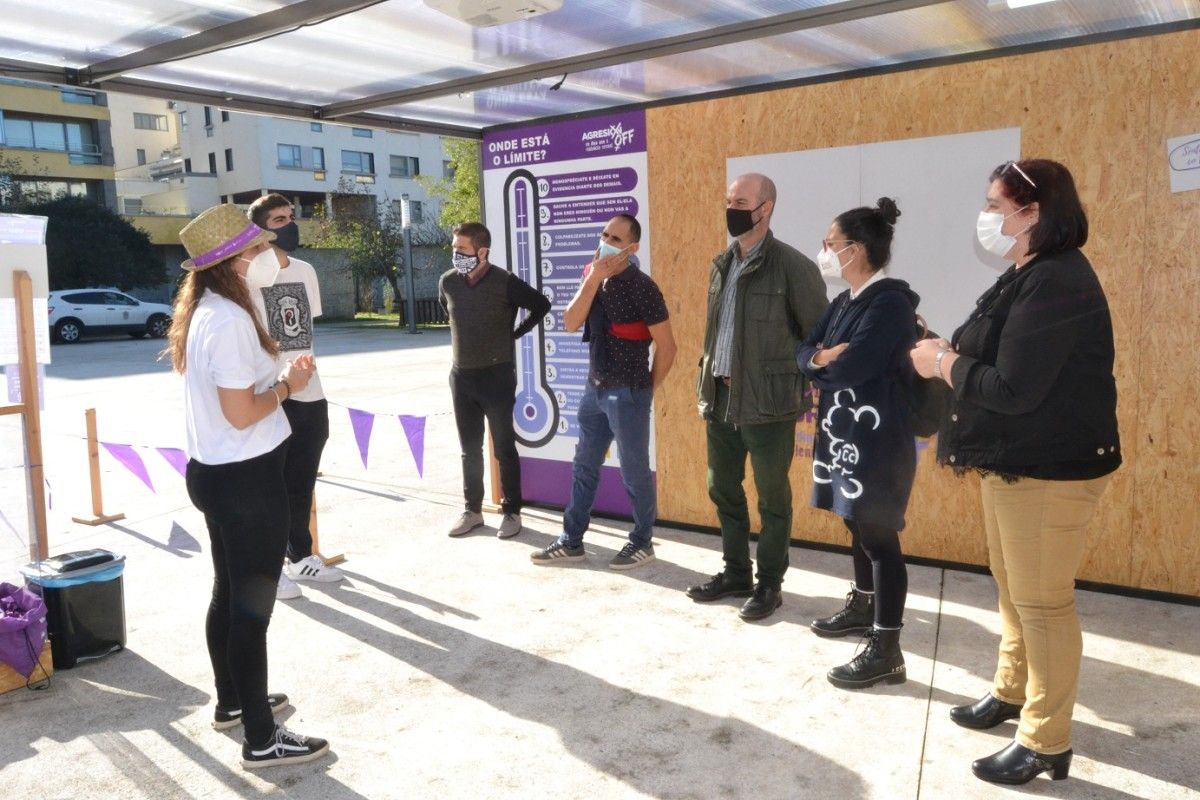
[980,473,1111,754]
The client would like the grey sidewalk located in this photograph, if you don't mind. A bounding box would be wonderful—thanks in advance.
[1,327,1196,799]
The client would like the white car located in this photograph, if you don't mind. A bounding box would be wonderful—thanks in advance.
[48,289,173,343]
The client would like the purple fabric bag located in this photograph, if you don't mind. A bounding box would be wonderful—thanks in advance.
[0,581,48,678]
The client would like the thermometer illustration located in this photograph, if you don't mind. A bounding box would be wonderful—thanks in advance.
[504,169,559,447]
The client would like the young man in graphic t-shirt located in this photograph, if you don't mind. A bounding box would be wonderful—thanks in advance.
[531,213,677,570]
[247,194,343,600]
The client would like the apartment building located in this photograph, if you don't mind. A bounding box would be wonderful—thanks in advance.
[110,98,449,226]
[107,93,217,218]
[0,79,115,209]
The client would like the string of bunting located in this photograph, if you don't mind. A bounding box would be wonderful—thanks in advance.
[328,402,426,476]
[91,405,427,493]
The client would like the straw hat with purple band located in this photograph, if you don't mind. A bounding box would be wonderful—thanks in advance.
[179,204,276,271]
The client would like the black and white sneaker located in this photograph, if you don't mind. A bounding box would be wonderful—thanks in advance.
[530,540,585,565]
[241,724,330,769]
[609,542,656,570]
[286,555,344,584]
[213,693,290,730]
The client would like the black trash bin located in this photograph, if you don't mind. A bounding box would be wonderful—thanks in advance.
[21,549,126,669]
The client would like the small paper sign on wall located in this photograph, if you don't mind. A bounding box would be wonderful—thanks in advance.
[1167,134,1200,193]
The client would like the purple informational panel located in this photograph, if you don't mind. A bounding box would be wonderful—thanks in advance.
[482,110,651,516]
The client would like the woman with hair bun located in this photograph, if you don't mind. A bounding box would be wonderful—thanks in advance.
[797,197,920,689]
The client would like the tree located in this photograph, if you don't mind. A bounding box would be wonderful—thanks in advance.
[5,194,164,290]
[417,137,481,227]
[0,151,46,208]
[311,178,450,311]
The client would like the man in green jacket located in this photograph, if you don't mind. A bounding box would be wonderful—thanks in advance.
[688,172,828,621]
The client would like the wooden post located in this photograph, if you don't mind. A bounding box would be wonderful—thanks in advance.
[308,489,344,566]
[485,423,503,513]
[71,407,125,526]
[13,271,50,561]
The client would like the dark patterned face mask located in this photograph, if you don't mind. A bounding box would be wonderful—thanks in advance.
[452,252,478,274]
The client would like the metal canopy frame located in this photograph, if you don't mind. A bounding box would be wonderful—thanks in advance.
[84,0,390,84]
[0,1,1196,139]
[321,0,952,118]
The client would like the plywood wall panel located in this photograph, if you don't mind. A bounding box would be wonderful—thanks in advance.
[648,29,1200,595]
[1128,31,1200,596]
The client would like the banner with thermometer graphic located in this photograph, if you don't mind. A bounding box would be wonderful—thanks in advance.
[482,110,651,515]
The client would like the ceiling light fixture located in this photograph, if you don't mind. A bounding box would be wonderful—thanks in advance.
[987,0,1058,9]
[423,0,562,27]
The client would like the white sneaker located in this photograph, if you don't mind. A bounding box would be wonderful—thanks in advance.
[276,573,302,600]
[286,554,344,584]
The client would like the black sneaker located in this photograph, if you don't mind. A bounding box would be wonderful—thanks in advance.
[241,724,330,769]
[609,542,655,570]
[530,540,585,565]
[213,693,290,730]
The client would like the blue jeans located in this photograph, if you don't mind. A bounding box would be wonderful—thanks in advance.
[561,384,655,548]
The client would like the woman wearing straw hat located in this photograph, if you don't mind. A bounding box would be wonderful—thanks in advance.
[166,204,329,769]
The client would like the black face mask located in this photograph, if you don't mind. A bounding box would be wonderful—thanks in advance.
[725,201,765,238]
[271,221,300,252]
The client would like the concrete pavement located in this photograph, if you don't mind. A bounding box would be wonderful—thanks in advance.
[1,324,1196,799]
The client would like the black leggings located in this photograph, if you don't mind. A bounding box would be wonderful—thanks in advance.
[844,518,907,629]
[186,441,289,746]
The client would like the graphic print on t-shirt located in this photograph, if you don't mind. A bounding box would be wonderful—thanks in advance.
[813,388,880,501]
[259,282,312,350]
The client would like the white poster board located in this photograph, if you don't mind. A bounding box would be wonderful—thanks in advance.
[0,214,52,365]
[729,128,1021,337]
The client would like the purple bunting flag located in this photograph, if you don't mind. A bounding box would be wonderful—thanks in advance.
[399,415,426,477]
[101,442,154,492]
[348,407,375,469]
[157,447,189,478]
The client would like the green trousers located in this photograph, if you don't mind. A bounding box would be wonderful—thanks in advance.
[705,384,796,589]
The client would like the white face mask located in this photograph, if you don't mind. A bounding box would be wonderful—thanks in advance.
[976,206,1029,259]
[817,244,853,278]
[240,249,280,289]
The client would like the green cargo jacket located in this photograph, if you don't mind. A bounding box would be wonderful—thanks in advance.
[696,230,829,425]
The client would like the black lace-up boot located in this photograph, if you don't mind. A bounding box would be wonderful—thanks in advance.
[810,585,874,638]
[827,626,906,689]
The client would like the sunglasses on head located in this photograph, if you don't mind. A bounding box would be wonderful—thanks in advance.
[1001,160,1037,190]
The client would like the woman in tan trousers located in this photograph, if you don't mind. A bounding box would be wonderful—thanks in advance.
[911,159,1120,785]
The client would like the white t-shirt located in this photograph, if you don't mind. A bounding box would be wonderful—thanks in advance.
[185,290,291,465]
[250,255,325,402]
